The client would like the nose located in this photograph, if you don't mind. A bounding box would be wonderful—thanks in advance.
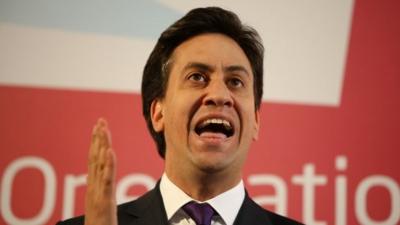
[203,78,233,107]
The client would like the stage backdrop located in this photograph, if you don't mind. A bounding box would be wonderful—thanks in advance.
[1,1,399,225]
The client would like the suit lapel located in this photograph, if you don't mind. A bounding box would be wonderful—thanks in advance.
[118,182,169,225]
[233,193,274,225]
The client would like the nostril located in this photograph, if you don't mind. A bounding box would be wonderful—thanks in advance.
[205,99,217,106]
[224,100,233,107]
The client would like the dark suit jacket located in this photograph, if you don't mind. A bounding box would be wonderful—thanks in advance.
[57,184,303,225]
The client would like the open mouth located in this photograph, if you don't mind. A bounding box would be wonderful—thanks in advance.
[195,118,234,138]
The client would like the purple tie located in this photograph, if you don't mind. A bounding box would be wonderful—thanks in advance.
[183,201,215,225]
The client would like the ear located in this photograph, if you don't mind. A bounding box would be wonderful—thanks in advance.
[252,110,260,141]
[150,99,164,132]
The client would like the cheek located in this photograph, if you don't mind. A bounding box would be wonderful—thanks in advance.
[164,102,190,133]
[241,107,258,137]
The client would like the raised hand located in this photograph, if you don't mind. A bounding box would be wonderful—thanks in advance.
[84,118,117,225]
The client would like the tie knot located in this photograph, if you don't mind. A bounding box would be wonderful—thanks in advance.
[183,201,215,225]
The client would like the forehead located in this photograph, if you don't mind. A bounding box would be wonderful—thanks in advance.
[169,33,252,74]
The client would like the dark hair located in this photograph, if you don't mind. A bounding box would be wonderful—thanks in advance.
[141,7,264,158]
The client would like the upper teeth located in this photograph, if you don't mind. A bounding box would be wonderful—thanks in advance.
[200,118,231,129]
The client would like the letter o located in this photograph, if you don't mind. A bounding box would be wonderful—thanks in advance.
[116,173,155,203]
[355,175,400,225]
[1,156,56,225]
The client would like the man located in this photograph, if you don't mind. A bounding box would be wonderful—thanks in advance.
[57,7,303,225]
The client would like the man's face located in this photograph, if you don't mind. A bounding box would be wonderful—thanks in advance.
[151,33,260,177]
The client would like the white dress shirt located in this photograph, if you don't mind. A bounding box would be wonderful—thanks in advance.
[159,173,245,225]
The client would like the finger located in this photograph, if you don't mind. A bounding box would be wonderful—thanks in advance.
[89,123,99,161]
[102,148,116,197]
[88,123,101,185]
[99,123,111,150]
[89,118,107,162]
[88,118,111,185]
[96,145,107,180]
[97,124,112,175]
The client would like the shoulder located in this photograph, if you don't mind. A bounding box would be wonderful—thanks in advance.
[56,188,160,225]
[251,199,304,225]
[264,210,304,225]
[55,215,84,225]
[235,195,304,225]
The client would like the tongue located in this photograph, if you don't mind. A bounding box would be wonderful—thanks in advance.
[199,131,227,139]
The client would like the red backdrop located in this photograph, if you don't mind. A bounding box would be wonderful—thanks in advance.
[1,0,399,224]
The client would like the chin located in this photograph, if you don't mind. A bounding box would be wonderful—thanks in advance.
[194,156,232,174]
[198,165,225,174]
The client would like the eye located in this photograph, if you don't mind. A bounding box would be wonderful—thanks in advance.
[188,72,207,82]
[228,77,244,88]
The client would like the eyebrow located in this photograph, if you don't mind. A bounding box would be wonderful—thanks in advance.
[224,65,250,77]
[182,62,250,76]
[183,62,213,73]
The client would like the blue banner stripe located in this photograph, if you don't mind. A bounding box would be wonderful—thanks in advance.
[0,0,181,38]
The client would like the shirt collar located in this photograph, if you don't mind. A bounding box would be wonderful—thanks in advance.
[160,173,245,225]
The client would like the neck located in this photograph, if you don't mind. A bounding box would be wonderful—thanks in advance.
[165,164,242,201]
